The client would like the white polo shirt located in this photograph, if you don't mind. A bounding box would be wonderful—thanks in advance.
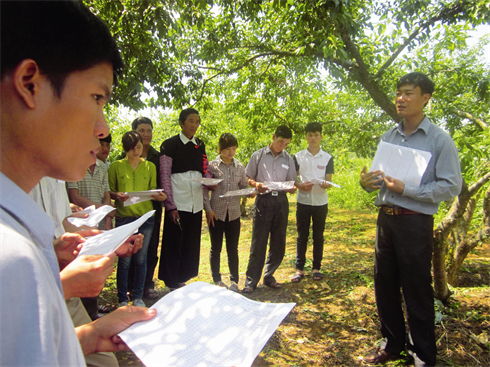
[294,148,334,206]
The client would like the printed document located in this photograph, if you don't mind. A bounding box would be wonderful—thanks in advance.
[193,177,224,186]
[219,188,256,198]
[67,205,115,227]
[124,189,164,207]
[77,210,155,256]
[370,141,432,187]
[263,181,295,191]
[118,282,295,367]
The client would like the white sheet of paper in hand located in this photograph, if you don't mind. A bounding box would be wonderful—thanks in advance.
[193,177,224,185]
[310,179,341,188]
[263,181,295,191]
[370,141,432,188]
[124,190,164,207]
[77,210,155,257]
[219,188,256,198]
[67,205,115,227]
[118,281,295,367]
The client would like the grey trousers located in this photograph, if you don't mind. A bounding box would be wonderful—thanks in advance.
[245,194,289,288]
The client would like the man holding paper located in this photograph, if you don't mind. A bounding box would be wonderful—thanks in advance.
[242,125,297,293]
[291,122,334,283]
[360,72,462,366]
[158,108,212,290]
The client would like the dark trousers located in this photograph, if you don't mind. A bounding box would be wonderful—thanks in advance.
[209,215,240,283]
[295,202,328,271]
[245,194,289,289]
[375,210,436,366]
[128,206,163,292]
[158,210,202,289]
[80,297,98,321]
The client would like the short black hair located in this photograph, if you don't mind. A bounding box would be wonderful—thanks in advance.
[100,133,112,144]
[274,125,293,139]
[397,72,435,96]
[219,133,238,151]
[122,131,142,152]
[179,108,200,124]
[305,122,322,134]
[1,0,123,98]
[132,117,153,130]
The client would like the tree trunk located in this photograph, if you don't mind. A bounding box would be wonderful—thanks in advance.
[447,185,490,285]
[433,174,490,301]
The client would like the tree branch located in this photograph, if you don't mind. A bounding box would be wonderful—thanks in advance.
[376,0,469,78]
[193,51,298,105]
[455,110,489,131]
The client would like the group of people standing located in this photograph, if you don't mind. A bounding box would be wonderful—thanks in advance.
[96,109,335,306]
[1,1,464,365]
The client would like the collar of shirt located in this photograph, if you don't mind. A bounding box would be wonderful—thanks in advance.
[218,156,237,167]
[180,132,197,145]
[304,148,327,158]
[0,172,55,251]
[396,116,431,137]
[265,144,285,158]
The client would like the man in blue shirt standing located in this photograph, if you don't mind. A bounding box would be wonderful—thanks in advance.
[360,72,462,366]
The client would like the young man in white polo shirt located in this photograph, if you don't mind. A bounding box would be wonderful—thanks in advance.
[291,122,334,282]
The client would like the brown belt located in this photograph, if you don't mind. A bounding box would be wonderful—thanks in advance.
[380,205,421,215]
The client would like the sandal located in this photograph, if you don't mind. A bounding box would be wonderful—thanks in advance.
[241,286,254,294]
[291,273,304,283]
[144,289,159,299]
[265,281,282,289]
[313,272,324,281]
[98,305,111,313]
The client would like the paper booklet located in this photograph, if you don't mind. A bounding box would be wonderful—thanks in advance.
[77,210,155,257]
[370,141,432,188]
[118,281,295,367]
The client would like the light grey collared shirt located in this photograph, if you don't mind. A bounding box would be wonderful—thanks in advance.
[0,173,85,366]
[371,116,462,215]
[246,145,297,185]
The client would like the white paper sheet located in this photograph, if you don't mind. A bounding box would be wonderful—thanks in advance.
[118,282,295,367]
[310,179,341,188]
[67,205,115,227]
[77,210,155,257]
[193,178,224,186]
[124,190,164,207]
[219,188,256,198]
[263,181,295,191]
[370,141,432,187]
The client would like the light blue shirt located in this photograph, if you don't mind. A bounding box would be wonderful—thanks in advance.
[372,117,462,215]
[0,173,86,366]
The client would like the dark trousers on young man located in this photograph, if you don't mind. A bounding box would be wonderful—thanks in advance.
[375,210,436,366]
[245,193,289,289]
[209,215,240,284]
[295,202,328,271]
[158,210,202,289]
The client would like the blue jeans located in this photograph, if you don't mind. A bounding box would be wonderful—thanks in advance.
[116,216,154,302]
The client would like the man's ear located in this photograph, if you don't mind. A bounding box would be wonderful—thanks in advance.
[423,93,431,105]
[272,134,276,141]
[12,59,42,109]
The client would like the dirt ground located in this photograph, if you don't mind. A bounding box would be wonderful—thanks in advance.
[100,204,489,366]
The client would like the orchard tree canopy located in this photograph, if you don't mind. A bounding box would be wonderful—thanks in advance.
[86,0,489,122]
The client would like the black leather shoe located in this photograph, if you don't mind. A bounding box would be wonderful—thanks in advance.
[363,348,399,364]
